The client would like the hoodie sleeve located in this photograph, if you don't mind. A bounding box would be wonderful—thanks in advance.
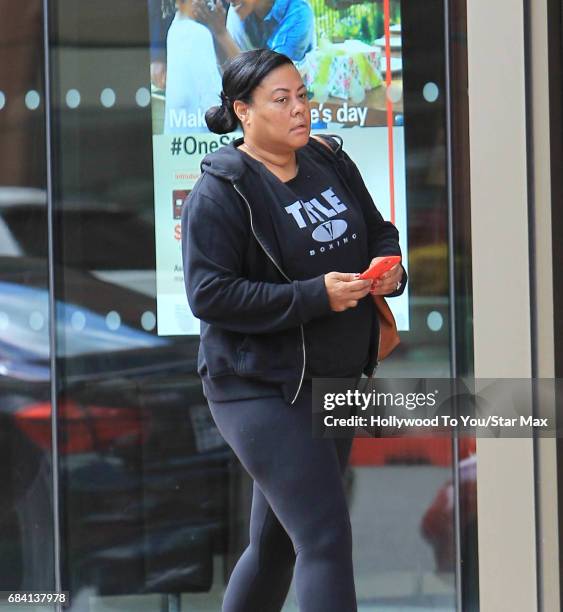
[337,148,408,297]
[182,187,333,334]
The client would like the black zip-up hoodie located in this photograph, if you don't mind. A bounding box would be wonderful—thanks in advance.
[182,135,407,405]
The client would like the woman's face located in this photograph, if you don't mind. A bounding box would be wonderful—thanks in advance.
[237,64,311,152]
[229,0,262,20]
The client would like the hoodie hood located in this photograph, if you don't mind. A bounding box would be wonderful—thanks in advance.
[199,134,345,182]
[200,136,255,182]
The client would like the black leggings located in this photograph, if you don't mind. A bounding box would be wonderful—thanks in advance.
[207,381,357,612]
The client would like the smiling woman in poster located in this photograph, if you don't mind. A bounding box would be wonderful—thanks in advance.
[192,0,314,65]
[182,49,406,611]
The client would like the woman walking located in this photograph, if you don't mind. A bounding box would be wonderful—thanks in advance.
[182,49,406,612]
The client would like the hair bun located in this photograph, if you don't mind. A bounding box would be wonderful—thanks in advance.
[205,102,238,134]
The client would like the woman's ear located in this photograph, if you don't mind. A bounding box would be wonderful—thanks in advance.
[233,100,250,126]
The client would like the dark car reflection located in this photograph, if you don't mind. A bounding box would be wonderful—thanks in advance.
[0,256,233,595]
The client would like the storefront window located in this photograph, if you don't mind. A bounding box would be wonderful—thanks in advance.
[0,0,475,608]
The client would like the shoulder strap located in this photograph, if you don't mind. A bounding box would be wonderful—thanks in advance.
[310,133,343,154]
[308,133,351,189]
[311,134,401,364]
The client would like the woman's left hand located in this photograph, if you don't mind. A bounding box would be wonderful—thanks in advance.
[363,258,403,295]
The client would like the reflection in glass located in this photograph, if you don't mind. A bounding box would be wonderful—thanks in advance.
[0,0,55,591]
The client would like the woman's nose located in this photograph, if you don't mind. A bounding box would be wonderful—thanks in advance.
[292,97,307,115]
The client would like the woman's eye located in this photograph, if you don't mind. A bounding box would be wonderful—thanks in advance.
[299,92,307,99]
[276,98,287,104]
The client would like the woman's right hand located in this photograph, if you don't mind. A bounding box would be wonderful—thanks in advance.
[324,272,373,312]
[192,0,227,36]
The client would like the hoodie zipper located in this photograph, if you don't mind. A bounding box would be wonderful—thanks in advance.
[233,183,306,405]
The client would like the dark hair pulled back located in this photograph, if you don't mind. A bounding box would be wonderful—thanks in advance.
[205,49,294,134]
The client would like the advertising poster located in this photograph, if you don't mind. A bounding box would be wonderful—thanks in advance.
[148,0,409,335]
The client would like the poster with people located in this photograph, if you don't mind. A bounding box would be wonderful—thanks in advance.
[148,0,408,335]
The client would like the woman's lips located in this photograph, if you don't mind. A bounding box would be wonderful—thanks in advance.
[290,125,308,133]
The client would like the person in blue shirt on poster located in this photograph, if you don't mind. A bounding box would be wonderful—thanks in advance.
[192,0,314,66]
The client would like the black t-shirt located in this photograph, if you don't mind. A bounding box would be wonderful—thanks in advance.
[241,147,375,378]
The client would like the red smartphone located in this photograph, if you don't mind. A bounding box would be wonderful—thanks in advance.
[358,255,401,280]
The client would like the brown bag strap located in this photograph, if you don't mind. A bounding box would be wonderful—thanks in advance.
[311,134,335,151]
[373,294,401,363]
